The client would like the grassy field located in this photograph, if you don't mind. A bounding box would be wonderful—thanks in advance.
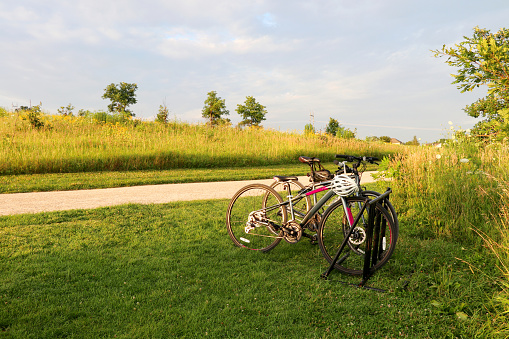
[2,110,509,337]
[0,200,502,338]
[0,112,404,175]
[383,137,509,336]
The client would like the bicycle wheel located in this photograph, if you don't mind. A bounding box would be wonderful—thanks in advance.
[360,190,399,238]
[226,184,287,252]
[270,179,311,220]
[318,196,397,276]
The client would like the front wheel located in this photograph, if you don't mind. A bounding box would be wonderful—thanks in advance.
[318,196,397,276]
[226,184,287,252]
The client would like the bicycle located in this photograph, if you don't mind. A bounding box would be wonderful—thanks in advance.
[334,154,399,235]
[226,172,397,276]
[268,156,330,233]
[269,155,398,233]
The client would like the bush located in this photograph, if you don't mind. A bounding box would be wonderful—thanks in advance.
[20,105,45,129]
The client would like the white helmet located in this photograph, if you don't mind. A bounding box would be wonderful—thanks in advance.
[331,174,359,196]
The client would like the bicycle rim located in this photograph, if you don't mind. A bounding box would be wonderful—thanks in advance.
[318,197,396,275]
[226,184,286,252]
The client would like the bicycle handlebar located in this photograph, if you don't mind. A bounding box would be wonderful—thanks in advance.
[335,154,380,164]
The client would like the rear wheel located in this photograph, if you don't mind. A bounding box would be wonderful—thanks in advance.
[226,184,287,252]
[318,196,397,275]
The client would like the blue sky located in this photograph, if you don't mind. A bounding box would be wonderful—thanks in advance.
[1,0,508,142]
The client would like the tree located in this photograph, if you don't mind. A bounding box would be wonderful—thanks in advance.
[324,117,356,138]
[156,104,169,123]
[336,125,356,139]
[325,117,339,136]
[57,103,74,116]
[405,136,420,146]
[102,82,138,118]
[202,91,230,126]
[304,123,315,136]
[21,104,45,129]
[236,96,267,128]
[433,27,509,139]
[379,136,391,143]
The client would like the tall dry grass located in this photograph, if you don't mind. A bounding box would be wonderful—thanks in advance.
[1,112,405,175]
[473,176,509,336]
[384,139,506,242]
[381,138,509,334]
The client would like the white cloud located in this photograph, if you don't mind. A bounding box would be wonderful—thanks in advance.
[1,0,509,141]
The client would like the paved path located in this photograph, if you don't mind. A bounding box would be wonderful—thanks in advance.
[0,172,378,216]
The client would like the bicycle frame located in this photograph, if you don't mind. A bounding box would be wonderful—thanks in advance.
[275,181,356,235]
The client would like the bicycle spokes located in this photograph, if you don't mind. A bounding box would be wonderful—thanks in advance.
[226,184,287,252]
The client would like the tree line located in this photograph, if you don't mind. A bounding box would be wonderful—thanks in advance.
[103,86,268,129]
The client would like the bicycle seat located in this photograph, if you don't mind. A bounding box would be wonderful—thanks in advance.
[273,175,298,182]
[299,156,321,164]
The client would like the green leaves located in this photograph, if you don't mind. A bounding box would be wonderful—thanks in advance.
[324,117,356,139]
[325,117,339,136]
[235,96,267,128]
[201,91,230,126]
[433,27,509,140]
[102,82,138,118]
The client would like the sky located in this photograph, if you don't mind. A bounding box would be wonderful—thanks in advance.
[1,1,508,143]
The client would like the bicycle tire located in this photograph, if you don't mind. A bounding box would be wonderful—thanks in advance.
[226,184,287,252]
[270,179,312,219]
[318,196,397,276]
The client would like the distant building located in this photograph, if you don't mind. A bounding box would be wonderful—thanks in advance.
[390,138,403,145]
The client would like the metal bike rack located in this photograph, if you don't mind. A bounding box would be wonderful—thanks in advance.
[321,188,393,293]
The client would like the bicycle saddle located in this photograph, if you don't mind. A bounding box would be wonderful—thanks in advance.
[299,156,321,164]
[273,175,298,182]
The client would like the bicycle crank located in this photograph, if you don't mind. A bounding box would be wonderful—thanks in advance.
[282,222,302,244]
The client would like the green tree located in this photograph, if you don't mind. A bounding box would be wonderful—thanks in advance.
[365,136,379,142]
[102,82,138,118]
[325,117,339,136]
[379,136,391,143]
[21,104,45,129]
[405,136,420,146]
[202,91,230,126]
[336,125,356,139]
[304,123,315,136]
[57,103,74,116]
[433,27,509,139]
[156,104,169,123]
[236,96,267,128]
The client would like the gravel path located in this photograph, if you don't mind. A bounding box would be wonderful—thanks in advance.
[0,172,378,216]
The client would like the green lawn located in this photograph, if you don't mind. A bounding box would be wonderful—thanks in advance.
[0,199,500,338]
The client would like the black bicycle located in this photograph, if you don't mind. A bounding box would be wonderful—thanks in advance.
[226,171,397,276]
